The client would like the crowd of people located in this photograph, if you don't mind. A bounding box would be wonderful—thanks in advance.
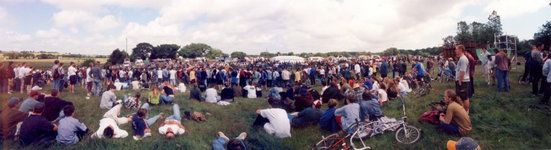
[2,42,547,149]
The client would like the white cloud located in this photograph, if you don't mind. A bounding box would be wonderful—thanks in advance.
[3,0,545,55]
[35,28,61,38]
[484,0,549,18]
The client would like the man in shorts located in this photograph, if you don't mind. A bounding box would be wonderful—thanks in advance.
[454,44,471,113]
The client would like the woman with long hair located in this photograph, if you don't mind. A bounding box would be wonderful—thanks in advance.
[439,90,471,136]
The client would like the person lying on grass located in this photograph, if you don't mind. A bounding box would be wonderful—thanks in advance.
[91,104,131,139]
[212,131,247,150]
[158,104,186,139]
[439,90,472,136]
[132,103,164,140]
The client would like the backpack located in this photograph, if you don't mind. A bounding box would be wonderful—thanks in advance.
[418,110,440,125]
[53,68,61,79]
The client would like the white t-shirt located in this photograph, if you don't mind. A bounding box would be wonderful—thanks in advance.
[158,124,185,135]
[114,82,123,90]
[157,70,163,79]
[85,68,92,82]
[131,81,140,90]
[244,85,257,98]
[260,108,291,138]
[91,118,128,139]
[205,88,218,103]
[169,70,177,79]
[67,66,77,76]
[377,89,388,102]
[178,83,187,93]
[456,55,470,82]
[372,81,380,91]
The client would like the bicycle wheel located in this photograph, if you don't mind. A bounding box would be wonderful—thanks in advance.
[348,122,373,139]
[395,125,421,144]
[312,133,343,150]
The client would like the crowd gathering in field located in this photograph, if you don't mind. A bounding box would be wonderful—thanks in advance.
[1,42,550,150]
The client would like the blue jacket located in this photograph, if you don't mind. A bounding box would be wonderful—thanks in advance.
[320,108,340,132]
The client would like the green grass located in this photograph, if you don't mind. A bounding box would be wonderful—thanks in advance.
[1,64,551,150]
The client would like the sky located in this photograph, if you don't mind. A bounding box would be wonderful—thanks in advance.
[0,0,550,55]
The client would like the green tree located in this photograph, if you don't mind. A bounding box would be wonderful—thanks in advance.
[230,51,247,59]
[260,52,276,58]
[130,42,154,61]
[534,21,551,51]
[107,49,129,65]
[80,59,96,67]
[382,47,399,56]
[204,48,227,59]
[151,44,180,59]
[179,43,212,58]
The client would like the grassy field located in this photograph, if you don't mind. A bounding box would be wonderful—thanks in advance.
[1,63,550,150]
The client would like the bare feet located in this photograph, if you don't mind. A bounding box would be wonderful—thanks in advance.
[218,131,229,141]
[236,132,247,140]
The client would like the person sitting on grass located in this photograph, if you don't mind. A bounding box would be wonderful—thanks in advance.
[160,81,175,104]
[335,94,360,133]
[43,89,73,121]
[56,105,88,145]
[148,87,161,105]
[19,103,58,146]
[189,82,204,101]
[289,100,323,128]
[243,82,257,99]
[132,103,164,140]
[252,98,291,138]
[294,87,314,112]
[91,104,131,139]
[221,84,235,101]
[124,92,142,110]
[376,83,389,106]
[100,85,120,109]
[19,90,42,113]
[439,90,472,136]
[319,99,340,132]
[206,84,221,103]
[1,97,29,140]
[212,131,247,150]
[359,91,383,122]
[158,104,186,139]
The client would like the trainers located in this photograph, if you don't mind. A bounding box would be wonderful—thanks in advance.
[236,132,247,140]
[218,132,229,141]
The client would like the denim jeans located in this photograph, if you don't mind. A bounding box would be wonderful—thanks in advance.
[496,69,509,92]
[212,137,228,150]
[166,104,182,122]
[160,95,175,104]
[439,122,459,134]
[139,103,161,125]
[92,81,102,96]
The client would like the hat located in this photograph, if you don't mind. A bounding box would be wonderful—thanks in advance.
[313,100,322,108]
[7,97,20,108]
[31,86,42,91]
[30,90,41,97]
[447,137,480,150]
[353,83,361,89]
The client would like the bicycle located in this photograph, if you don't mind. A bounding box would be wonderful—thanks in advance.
[414,75,432,97]
[311,120,372,150]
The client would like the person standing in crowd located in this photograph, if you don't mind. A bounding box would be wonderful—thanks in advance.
[56,105,88,145]
[67,62,78,93]
[90,62,103,97]
[465,50,476,96]
[530,42,545,96]
[541,52,551,105]
[495,49,510,92]
[455,44,471,113]
[480,48,491,84]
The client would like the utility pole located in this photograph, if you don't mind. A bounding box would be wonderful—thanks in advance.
[125,37,128,53]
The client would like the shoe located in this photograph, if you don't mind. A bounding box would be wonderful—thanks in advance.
[236,132,247,140]
[218,132,229,141]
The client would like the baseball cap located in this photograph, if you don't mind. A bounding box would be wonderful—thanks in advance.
[7,97,21,107]
[447,137,480,150]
